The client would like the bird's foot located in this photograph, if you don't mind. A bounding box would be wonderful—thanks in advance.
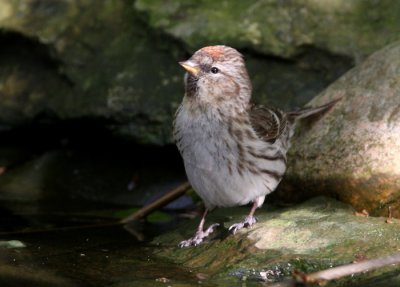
[178,223,219,248]
[228,215,257,234]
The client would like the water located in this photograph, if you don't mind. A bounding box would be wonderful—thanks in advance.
[1,124,399,287]
[0,213,204,287]
[0,123,207,286]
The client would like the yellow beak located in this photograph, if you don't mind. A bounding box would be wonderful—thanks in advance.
[179,61,200,76]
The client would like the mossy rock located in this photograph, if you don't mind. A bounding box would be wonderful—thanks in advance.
[135,0,400,59]
[0,0,352,144]
[153,197,400,285]
[276,41,400,217]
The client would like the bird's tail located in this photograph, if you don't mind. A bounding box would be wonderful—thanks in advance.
[287,98,341,121]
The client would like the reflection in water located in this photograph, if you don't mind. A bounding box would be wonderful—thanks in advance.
[0,123,205,286]
[0,216,200,287]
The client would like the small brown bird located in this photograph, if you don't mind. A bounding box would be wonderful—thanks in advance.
[173,45,338,247]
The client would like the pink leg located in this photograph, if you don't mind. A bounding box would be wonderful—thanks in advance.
[228,201,258,234]
[179,209,219,247]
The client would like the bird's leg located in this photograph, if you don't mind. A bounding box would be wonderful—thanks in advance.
[228,201,258,234]
[178,209,219,248]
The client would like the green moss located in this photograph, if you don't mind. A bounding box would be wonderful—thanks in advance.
[135,0,400,59]
[147,211,173,223]
[153,197,400,284]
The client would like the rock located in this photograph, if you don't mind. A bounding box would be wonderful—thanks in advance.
[0,1,185,144]
[153,197,400,285]
[247,48,351,111]
[0,240,26,249]
[0,0,352,144]
[135,0,400,59]
[274,41,400,218]
[0,147,186,214]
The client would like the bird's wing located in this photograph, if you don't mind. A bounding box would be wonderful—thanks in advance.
[249,98,340,143]
[286,98,341,120]
[249,105,288,143]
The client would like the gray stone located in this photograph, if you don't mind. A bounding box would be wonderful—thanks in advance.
[276,41,400,218]
[0,0,352,144]
[0,0,184,144]
[135,0,400,59]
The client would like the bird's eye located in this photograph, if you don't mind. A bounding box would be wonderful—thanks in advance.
[210,67,219,74]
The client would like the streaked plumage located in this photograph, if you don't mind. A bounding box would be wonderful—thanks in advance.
[174,45,338,247]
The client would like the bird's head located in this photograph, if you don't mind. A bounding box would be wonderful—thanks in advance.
[179,45,252,113]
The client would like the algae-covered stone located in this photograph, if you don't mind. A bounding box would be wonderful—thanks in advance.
[0,240,26,249]
[275,41,400,218]
[1,0,399,145]
[0,0,352,144]
[153,197,400,285]
[0,0,185,144]
[135,0,400,59]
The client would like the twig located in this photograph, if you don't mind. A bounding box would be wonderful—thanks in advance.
[120,181,191,224]
[386,206,393,224]
[305,252,400,283]
[0,181,191,235]
[268,252,400,286]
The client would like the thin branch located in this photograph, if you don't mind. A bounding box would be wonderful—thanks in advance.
[0,181,191,235]
[267,252,400,286]
[120,181,191,224]
[304,252,400,283]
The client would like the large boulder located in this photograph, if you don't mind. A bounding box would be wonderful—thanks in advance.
[135,0,400,59]
[0,1,355,144]
[0,0,185,144]
[276,41,400,217]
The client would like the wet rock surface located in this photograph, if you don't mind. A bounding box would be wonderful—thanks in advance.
[153,197,400,285]
[0,197,399,286]
[275,41,400,217]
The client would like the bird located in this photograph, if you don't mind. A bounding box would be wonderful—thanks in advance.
[173,45,338,247]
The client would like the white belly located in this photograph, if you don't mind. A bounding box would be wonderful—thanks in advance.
[175,115,286,209]
[184,159,277,209]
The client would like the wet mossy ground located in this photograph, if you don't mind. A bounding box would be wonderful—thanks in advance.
[1,196,400,286]
[153,197,400,285]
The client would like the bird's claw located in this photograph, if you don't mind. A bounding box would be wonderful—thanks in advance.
[228,216,257,234]
[178,223,219,248]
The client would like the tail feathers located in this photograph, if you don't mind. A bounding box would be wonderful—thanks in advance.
[287,98,341,121]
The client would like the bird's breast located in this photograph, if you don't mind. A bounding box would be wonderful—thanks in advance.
[176,114,231,171]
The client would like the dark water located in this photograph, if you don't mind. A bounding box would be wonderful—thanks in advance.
[0,214,202,287]
[0,123,209,286]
